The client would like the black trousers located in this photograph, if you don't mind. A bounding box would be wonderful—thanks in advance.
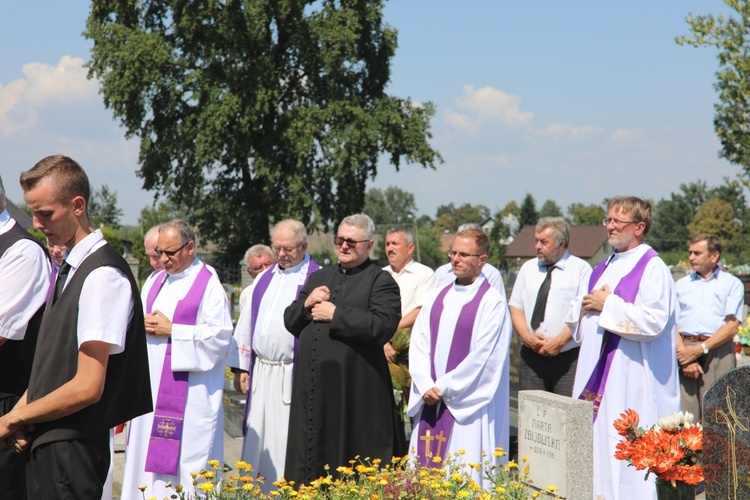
[0,395,27,500]
[519,345,579,396]
[26,432,110,500]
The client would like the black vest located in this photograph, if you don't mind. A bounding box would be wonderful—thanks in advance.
[27,243,153,448]
[0,222,47,399]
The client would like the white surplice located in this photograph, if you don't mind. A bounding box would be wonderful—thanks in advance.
[122,258,233,500]
[568,244,679,500]
[407,276,511,489]
[228,255,314,491]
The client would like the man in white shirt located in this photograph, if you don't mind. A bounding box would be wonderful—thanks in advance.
[568,196,679,500]
[382,226,437,362]
[229,219,318,491]
[407,228,511,489]
[434,223,506,301]
[0,155,152,499]
[509,217,591,396]
[122,220,233,500]
[675,234,744,421]
[238,244,276,310]
[0,175,51,499]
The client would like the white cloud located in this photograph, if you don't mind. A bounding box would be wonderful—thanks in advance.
[529,122,600,139]
[443,110,472,130]
[446,85,533,130]
[0,56,98,135]
[612,128,643,140]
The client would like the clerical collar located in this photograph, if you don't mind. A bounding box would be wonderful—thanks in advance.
[339,258,371,275]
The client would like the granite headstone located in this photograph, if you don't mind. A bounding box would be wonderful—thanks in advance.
[518,390,593,500]
[703,366,750,499]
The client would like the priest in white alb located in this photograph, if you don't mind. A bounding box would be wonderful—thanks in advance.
[122,220,233,500]
[407,228,511,489]
[567,196,679,500]
[228,219,319,491]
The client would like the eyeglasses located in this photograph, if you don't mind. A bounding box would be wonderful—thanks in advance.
[155,241,190,257]
[248,260,274,273]
[272,244,300,254]
[447,251,483,259]
[602,218,637,228]
[334,236,370,247]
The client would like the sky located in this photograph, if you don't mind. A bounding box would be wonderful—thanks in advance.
[0,1,741,226]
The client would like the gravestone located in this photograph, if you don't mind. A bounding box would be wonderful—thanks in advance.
[703,366,750,499]
[518,390,593,500]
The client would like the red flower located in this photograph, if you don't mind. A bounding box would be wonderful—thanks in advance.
[613,409,640,437]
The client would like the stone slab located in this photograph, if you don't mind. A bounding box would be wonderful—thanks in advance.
[518,390,592,500]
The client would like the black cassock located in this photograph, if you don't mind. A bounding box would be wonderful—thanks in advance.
[283,259,406,485]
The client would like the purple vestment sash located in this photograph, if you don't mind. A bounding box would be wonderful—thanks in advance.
[144,264,212,475]
[417,278,491,466]
[241,258,320,435]
[578,248,658,421]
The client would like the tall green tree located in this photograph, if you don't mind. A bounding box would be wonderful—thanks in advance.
[687,198,741,242]
[538,199,563,219]
[363,186,417,227]
[85,0,441,265]
[518,193,538,227]
[678,3,750,175]
[88,184,123,229]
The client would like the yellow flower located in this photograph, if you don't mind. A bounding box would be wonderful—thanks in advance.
[270,492,280,497]
[235,460,252,471]
[138,485,148,492]
[493,447,508,457]
[495,486,506,494]
[207,459,221,469]
[521,456,528,462]
[457,491,470,498]
[505,461,519,470]
[458,448,466,455]
[432,455,442,464]
[531,492,541,499]
[547,485,558,492]
[198,482,215,492]
[379,479,387,486]
[243,483,255,491]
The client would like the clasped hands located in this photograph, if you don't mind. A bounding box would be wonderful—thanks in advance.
[305,286,336,322]
[0,416,32,454]
[144,310,172,337]
[677,344,705,379]
[582,284,611,315]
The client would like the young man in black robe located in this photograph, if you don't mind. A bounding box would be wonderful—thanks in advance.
[284,213,405,485]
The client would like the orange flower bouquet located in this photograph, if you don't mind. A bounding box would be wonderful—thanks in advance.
[613,409,703,495]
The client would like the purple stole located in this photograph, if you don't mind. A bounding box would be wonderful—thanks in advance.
[578,248,658,421]
[144,264,212,475]
[240,258,320,435]
[417,278,491,466]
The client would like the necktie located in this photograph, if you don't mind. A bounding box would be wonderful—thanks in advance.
[530,265,554,331]
[52,261,71,305]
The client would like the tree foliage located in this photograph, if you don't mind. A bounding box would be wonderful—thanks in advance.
[687,198,741,242]
[434,203,490,233]
[363,186,417,227]
[88,184,123,229]
[538,199,563,219]
[518,193,538,227]
[678,2,750,174]
[567,203,605,226]
[85,0,441,264]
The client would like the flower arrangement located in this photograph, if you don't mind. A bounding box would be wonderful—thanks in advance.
[613,409,703,489]
[737,321,750,348]
[137,449,560,500]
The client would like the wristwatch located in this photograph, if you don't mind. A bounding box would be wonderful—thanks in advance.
[700,342,709,355]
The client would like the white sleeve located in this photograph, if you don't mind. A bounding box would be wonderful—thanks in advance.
[598,260,674,342]
[77,266,133,354]
[170,276,233,371]
[0,240,51,340]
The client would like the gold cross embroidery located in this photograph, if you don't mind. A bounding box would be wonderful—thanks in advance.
[420,430,434,458]
[157,418,177,438]
[714,387,749,499]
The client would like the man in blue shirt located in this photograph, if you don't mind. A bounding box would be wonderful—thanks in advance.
[675,233,744,421]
